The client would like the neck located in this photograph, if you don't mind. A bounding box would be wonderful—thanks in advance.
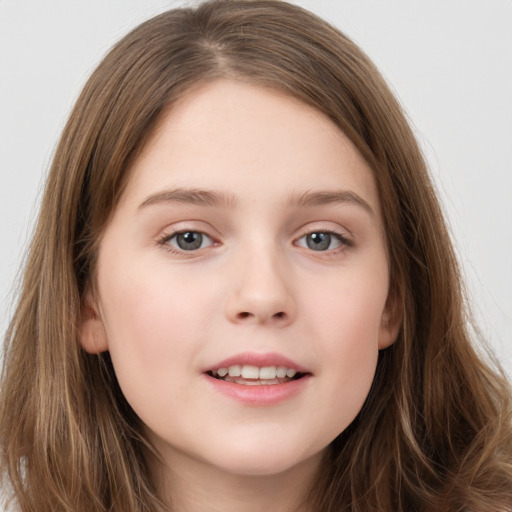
[149,447,325,512]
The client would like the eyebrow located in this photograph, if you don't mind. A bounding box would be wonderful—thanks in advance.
[139,188,239,210]
[138,187,373,216]
[287,190,374,216]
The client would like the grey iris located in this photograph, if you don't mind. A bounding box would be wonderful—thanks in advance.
[176,232,203,250]
[307,232,331,251]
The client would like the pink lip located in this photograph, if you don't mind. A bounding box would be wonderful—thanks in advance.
[202,351,312,406]
[203,351,309,373]
[203,373,312,406]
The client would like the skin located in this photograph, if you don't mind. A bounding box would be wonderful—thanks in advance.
[80,79,400,512]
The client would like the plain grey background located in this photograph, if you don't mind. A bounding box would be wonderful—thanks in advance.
[1,0,511,375]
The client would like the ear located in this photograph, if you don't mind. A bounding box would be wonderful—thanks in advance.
[78,289,109,354]
[378,286,403,350]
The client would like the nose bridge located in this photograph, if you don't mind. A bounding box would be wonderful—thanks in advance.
[225,237,295,325]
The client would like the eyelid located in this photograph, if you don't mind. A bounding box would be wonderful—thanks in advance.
[168,231,214,249]
[292,223,354,252]
[156,220,220,241]
[156,223,220,255]
[154,221,353,256]
[294,221,353,241]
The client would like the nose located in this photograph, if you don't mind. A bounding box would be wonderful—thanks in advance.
[225,248,296,327]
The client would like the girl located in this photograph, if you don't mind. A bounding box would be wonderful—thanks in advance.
[1,1,511,510]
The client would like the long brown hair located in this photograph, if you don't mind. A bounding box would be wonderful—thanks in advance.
[1,1,511,510]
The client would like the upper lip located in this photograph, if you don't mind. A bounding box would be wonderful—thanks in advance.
[203,352,310,374]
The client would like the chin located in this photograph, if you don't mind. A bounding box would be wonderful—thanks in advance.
[200,438,325,478]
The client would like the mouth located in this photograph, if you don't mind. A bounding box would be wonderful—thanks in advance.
[206,364,308,386]
[203,353,312,405]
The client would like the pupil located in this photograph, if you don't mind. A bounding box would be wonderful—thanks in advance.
[177,232,202,250]
[307,232,330,251]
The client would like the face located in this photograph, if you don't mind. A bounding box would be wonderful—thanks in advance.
[80,79,399,479]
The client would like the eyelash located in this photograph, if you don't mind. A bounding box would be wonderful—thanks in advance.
[157,230,217,255]
[156,228,353,256]
[295,230,353,255]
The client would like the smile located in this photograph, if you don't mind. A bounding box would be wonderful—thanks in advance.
[203,353,311,404]
[207,364,304,385]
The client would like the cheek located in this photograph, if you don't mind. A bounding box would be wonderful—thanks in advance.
[310,318,379,440]
[100,252,215,340]
[96,261,216,411]
[305,263,388,347]
[302,267,387,432]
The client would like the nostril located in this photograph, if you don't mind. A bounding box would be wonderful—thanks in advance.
[232,310,290,323]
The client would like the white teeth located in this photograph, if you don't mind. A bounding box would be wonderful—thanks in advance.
[242,379,263,386]
[241,365,259,379]
[213,364,300,381]
[276,366,287,378]
[259,366,277,379]
[228,365,241,377]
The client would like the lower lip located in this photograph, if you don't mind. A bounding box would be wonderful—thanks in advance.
[203,374,311,406]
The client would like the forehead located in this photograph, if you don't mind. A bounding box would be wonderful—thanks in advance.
[120,79,380,212]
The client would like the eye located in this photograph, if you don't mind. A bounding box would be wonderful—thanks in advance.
[164,231,214,251]
[296,231,348,252]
